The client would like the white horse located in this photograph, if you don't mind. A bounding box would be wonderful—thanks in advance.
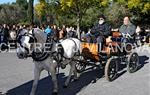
[16,28,81,95]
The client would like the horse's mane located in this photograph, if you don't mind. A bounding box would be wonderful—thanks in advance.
[18,29,28,35]
[33,28,47,43]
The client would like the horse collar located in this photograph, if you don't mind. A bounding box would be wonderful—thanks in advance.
[32,51,50,62]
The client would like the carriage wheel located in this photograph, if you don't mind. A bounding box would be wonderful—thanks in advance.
[105,57,118,81]
[75,61,86,73]
[127,52,139,73]
[75,55,86,73]
[75,56,86,73]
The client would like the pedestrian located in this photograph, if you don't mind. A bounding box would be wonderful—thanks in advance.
[59,25,67,40]
[2,24,9,44]
[1,24,9,51]
[44,24,53,36]
[0,24,2,42]
[52,24,59,40]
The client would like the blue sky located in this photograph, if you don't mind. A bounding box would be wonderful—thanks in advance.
[0,0,38,4]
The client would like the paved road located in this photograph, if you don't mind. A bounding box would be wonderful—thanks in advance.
[0,45,150,95]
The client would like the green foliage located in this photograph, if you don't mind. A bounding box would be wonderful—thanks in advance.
[0,0,150,29]
[0,3,27,24]
[16,0,28,10]
[127,0,150,14]
[104,2,131,28]
[34,0,46,22]
[34,0,63,25]
[59,0,111,38]
[28,0,34,24]
[81,7,101,31]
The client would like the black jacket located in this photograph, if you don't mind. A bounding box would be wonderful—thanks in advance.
[91,22,111,38]
[1,28,9,38]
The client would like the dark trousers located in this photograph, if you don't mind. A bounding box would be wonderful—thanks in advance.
[0,35,3,44]
[0,35,9,51]
[0,36,1,43]
[86,34,104,52]
[86,34,104,43]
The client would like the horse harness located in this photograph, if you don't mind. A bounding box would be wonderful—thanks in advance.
[17,29,37,54]
[48,38,79,64]
[17,29,79,68]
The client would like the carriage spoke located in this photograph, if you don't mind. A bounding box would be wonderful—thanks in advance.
[127,52,139,73]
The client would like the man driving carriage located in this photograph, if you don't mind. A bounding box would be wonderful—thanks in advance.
[86,14,111,51]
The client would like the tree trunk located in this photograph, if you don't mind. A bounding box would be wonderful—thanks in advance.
[77,12,81,39]
[28,0,34,24]
[39,16,42,26]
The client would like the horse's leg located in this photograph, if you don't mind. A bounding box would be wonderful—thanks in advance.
[64,62,75,87]
[30,66,41,95]
[73,62,78,81]
[73,56,80,81]
[50,65,58,95]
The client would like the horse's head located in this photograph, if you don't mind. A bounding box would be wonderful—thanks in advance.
[16,29,37,59]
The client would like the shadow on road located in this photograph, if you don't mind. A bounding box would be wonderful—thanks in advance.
[137,55,149,71]
[6,68,104,95]
[5,55,149,95]
[113,55,149,81]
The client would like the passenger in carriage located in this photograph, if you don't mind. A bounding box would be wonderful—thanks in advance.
[86,14,111,50]
[119,16,136,43]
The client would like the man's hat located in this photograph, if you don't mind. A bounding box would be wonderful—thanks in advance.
[98,14,106,19]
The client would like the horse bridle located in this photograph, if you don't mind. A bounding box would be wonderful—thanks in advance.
[17,29,37,54]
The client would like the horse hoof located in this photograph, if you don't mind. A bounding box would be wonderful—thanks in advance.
[63,85,68,88]
[52,92,58,95]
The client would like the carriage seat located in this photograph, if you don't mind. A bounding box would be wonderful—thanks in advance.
[105,36,121,46]
[100,32,122,55]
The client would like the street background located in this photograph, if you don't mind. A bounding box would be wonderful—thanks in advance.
[0,45,150,95]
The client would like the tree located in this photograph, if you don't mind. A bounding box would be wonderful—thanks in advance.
[35,0,47,25]
[81,6,102,31]
[44,0,60,24]
[104,2,130,28]
[127,0,150,14]
[28,0,34,24]
[16,0,28,10]
[0,4,26,24]
[15,0,28,24]
[115,0,150,26]
[59,0,109,39]
[34,0,60,25]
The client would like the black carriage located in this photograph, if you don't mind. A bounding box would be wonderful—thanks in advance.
[75,31,139,81]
